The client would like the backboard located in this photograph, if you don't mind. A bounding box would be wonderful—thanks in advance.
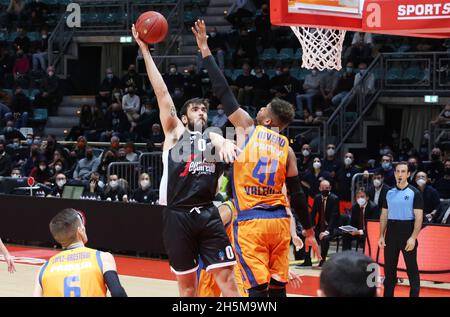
[271,0,364,31]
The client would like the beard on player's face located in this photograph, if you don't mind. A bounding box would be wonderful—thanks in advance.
[185,115,207,131]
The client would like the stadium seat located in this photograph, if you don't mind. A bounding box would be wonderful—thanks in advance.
[31,109,48,122]
[29,89,40,101]
[8,32,19,42]
[259,48,277,62]
[28,32,41,42]
[386,67,403,81]
[232,69,243,81]
[0,31,7,42]
[277,48,294,62]
[403,67,424,82]
[265,69,276,79]
[289,68,301,81]
[298,68,311,81]
[294,48,302,60]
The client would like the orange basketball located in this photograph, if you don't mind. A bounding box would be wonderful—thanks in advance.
[135,11,168,44]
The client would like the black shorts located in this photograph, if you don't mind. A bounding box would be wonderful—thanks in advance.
[162,204,236,275]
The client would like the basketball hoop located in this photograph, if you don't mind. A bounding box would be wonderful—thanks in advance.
[290,26,346,71]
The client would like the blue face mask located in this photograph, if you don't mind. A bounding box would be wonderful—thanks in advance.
[382,162,391,170]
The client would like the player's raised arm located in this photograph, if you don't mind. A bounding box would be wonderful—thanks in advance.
[192,20,254,133]
[132,25,184,138]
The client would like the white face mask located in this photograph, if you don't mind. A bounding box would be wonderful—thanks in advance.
[373,179,382,188]
[140,180,150,189]
[327,149,335,157]
[55,165,62,172]
[416,178,426,187]
[57,180,66,188]
[39,165,46,171]
[344,157,353,166]
[316,112,323,117]
[357,198,367,207]
[109,180,118,189]
[313,162,321,169]
[302,150,310,157]
[11,174,20,178]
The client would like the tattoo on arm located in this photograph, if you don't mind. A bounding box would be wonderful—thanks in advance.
[170,105,176,117]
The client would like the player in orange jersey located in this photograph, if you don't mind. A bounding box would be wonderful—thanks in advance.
[33,208,127,297]
[193,20,320,297]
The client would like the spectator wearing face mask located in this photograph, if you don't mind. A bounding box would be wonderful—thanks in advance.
[211,104,228,130]
[336,152,360,211]
[0,142,12,177]
[50,159,66,179]
[124,142,138,162]
[373,154,395,187]
[10,168,22,178]
[122,86,141,124]
[29,159,51,185]
[101,103,130,141]
[131,173,157,204]
[323,144,341,178]
[368,170,391,211]
[1,120,21,142]
[73,147,100,181]
[296,69,321,115]
[5,86,31,129]
[319,69,339,107]
[425,147,445,183]
[97,150,118,180]
[342,188,380,251]
[83,172,104,199]
[300,180,339,267]
[332,62,355,107]
[121,64,142,94]
[434,159,450,199]
[48,173,67,197]
[36,66,62,115]
[103,174,127,202]
[32,29,49,72]
[301,157,333,199]
[298,143,314,174]
[21,144,43,176]
[97,67,121,106]
[354,62,375,95]
[414,172,440,223]
[163,63,184,98]
[407,156,420,184]
[253,66,271,109]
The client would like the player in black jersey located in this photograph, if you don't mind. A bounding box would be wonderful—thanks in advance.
[133,26,241,297]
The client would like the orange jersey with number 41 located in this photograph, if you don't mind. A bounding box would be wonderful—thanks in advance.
[232,125,290,211]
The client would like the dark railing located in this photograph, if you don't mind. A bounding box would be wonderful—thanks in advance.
[48,13,75,75]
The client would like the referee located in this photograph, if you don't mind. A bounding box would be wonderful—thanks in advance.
[378,162,423,297]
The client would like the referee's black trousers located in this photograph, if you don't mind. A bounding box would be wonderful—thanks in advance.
[383,220,420,297]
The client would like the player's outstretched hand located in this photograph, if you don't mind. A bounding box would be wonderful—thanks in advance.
[218,139,241,164]
[5,254,16,273]
[287,270,302,289]
[191,19,209,51]
[292,235,304,251]
[132,24,148,52]
[304,229,322,261]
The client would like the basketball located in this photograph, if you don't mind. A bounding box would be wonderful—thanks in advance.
[135,11,168,44]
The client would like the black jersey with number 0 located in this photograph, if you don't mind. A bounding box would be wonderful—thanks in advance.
[159,130,224,208]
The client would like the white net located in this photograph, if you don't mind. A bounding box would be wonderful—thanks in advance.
[290,26,347,71]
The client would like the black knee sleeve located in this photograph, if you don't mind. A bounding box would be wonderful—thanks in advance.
[248,283,269,297]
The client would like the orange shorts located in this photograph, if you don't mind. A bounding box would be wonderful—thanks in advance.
[197,265,248,297]
[233,209,291,290]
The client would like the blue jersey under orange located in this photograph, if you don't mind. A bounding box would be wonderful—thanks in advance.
[39,246,107,297]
